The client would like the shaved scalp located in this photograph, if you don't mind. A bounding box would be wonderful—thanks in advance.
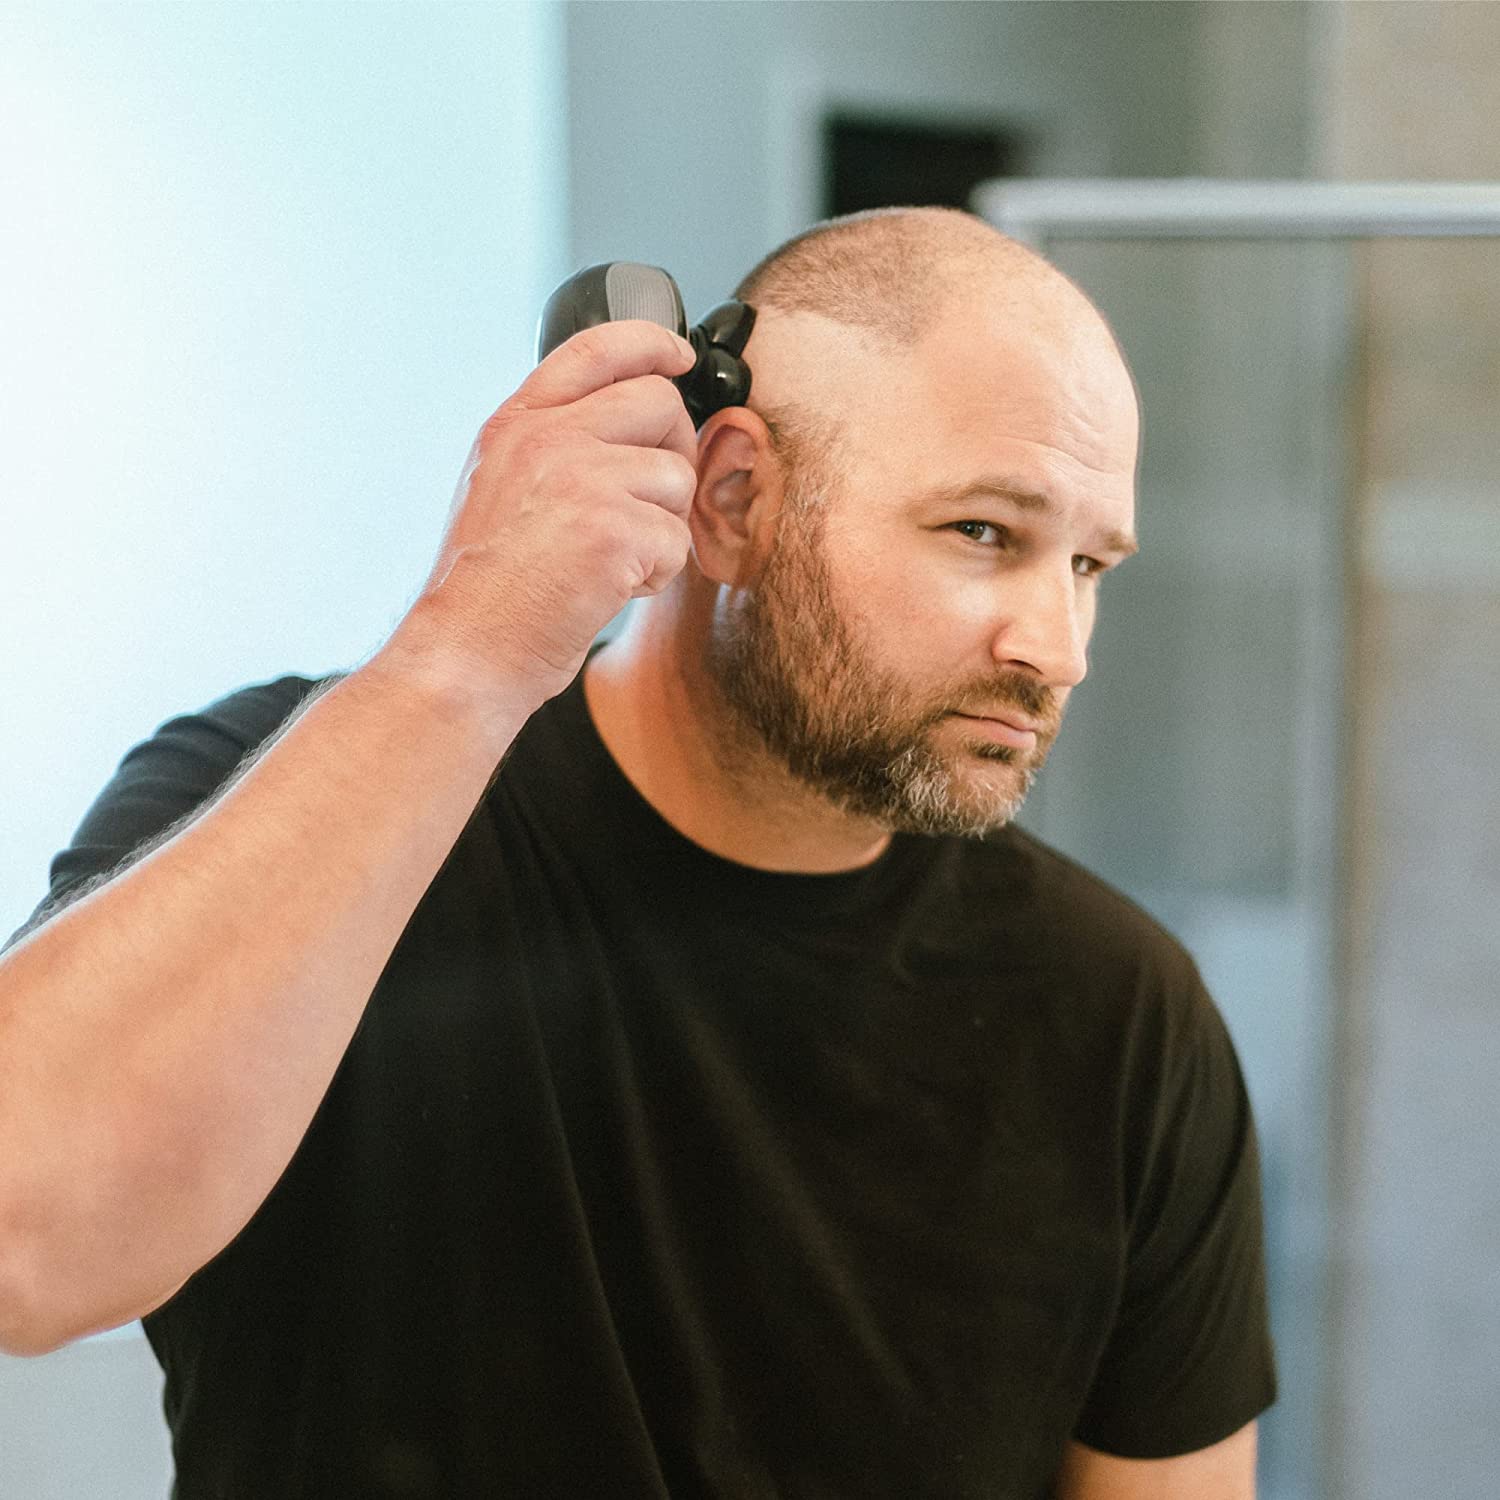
[732,207,1115,504]
[734,206,1069,350]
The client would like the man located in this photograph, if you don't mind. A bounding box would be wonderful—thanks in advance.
[0,208,1275,1497]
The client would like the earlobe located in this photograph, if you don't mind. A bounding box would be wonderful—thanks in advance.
[689,409,782,587]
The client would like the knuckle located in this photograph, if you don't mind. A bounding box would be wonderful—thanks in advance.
[481,404,545,459]
[662,453,698,501]
[580,503,631,556]
[479,404,516,441]
[640,527,692,596]
[478,430,536,488]
[647,374,688,418]
[665,451,698,486]
[611,373,677,423]
[563,324,605,358]
[565,325,618,375]
[505,417,568,474]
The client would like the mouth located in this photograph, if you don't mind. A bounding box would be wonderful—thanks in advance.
[950,711,1040,751]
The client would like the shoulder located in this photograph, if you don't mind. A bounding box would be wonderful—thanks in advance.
[106,669,342,818]
[951,822,1204,998]
[140,672,340,766]
[11,673,340,945]
[83,672,339,827]
[910,824,1230,1102]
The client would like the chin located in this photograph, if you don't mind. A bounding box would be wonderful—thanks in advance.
[876,761,1033,839]
[951,759,1039,822]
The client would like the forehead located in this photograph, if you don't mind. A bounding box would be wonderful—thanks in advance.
[829,312,1141,529]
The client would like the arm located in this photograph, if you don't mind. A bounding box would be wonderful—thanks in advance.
[1055,1422,1257,1500]
[0,321,699,1356]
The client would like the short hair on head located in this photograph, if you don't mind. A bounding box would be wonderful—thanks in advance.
[733,205,1053,349]
[758,401,843,519]
[734,208,1095,518]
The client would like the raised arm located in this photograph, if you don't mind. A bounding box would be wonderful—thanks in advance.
[0,321,699,1355]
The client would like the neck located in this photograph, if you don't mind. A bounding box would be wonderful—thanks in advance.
[582,598,892,875]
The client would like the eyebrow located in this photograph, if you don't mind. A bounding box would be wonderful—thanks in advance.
[916,477,1140,559]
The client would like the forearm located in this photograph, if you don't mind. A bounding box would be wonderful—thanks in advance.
[0,312,699,1357]
[0,615,534,1354]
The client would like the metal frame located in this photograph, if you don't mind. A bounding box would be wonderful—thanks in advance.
[975,177,1500,244]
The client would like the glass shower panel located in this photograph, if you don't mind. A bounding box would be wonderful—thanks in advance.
[1016,237,1353,1500]
[1329,237,1500,1500]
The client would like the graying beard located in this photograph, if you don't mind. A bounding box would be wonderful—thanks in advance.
[709,513,1035,838]
[847,739,1034,837]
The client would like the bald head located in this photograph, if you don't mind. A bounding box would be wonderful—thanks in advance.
[725,208,1133,507]
[735,206,1103,352]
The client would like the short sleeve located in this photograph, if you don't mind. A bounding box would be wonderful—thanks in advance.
[1072,961,1277,1458]
[6,675,331,949]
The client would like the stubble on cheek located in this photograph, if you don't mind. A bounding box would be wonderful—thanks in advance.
[706,497,1064,836]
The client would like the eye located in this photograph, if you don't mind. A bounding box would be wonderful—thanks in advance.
[1073,554,1108,578]
[950,520,1006,547]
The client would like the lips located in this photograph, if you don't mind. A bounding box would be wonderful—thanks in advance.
[949,711,1044,752]
[961,709,1045,736]
[966,714,1038,738]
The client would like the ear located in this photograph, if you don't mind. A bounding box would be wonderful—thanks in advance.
[690,407,785,587]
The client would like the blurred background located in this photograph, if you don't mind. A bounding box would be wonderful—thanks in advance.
[1,3,1496,1497]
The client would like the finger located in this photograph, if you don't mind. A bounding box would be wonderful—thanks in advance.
[513,320,696,412]
[631,507,694,598]
[587,443,698,520]
[566,375,699,465]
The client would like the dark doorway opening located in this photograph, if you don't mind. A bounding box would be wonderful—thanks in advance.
[822,113,1026,218]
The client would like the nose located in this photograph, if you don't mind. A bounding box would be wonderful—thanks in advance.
[988,565,1090,689]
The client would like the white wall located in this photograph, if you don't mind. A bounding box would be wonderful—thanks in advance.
[0,1,566,940]
[565,0,1200,322]
[0,4,564,1495]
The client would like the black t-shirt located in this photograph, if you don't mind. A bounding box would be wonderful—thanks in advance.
[23,668,1275,1499]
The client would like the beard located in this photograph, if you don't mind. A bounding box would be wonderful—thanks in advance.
[704,495,1064,839]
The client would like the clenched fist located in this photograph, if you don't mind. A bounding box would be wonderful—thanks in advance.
[397,319,701,710]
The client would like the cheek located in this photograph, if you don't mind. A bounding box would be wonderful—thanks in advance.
[831,546,1002,673]
[1081,585,1101,641]
[825,553,927,659]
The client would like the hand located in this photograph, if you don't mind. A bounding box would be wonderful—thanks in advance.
[400,319,700,707]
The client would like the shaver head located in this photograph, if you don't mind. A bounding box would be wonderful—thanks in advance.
[536,263,755,428]
[536,263,688,352]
